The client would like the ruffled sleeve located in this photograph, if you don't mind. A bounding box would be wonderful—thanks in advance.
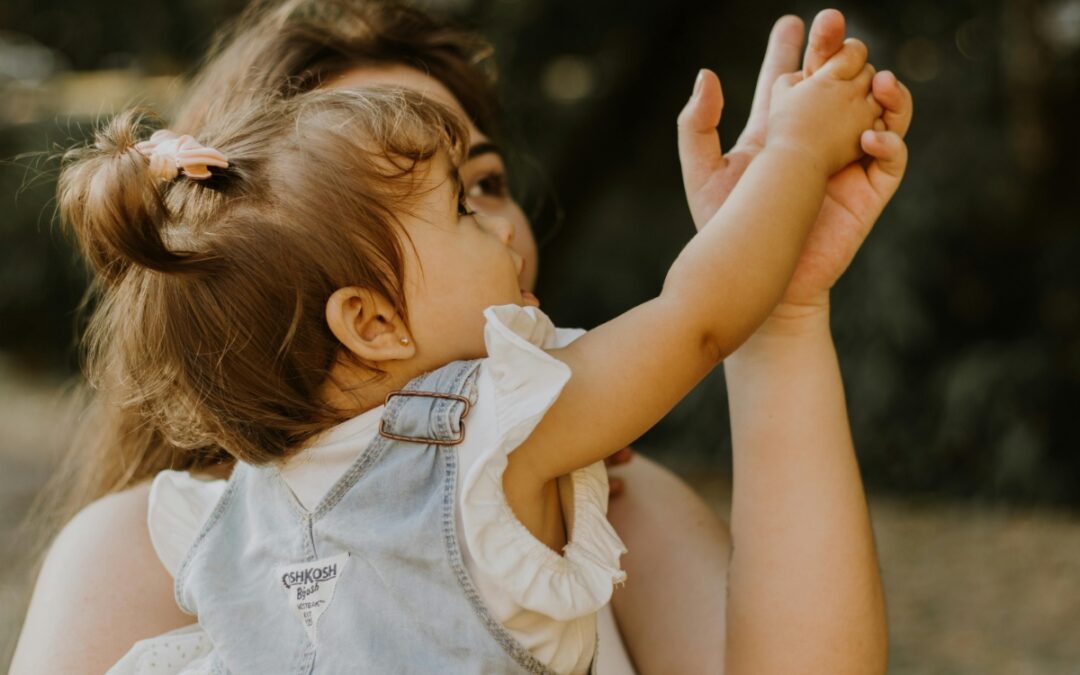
[460,305,627,623]
[148,470,227,578]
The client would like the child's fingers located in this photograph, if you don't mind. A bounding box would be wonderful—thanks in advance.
[740,15,806,148]
[852,63,877,95]
[677,69,725,196]
[860,130,908,196]
[865,95,884,123]
[802,8,846,76]
[872,70,914,139]
[817,38,869,80]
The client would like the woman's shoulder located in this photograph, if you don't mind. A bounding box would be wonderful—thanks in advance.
[55,479,157,565]
[11,480,193,674]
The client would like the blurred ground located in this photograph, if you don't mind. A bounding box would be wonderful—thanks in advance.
[2,370,1079,674]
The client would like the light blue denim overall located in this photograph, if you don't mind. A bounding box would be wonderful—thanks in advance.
[174,359,594,674]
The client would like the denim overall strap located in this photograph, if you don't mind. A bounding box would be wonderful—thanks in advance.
[175,358,568,674]
[378,360,599,675]
[378,359,480,446]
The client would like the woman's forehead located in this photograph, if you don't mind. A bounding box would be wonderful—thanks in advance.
[322,64,489,144]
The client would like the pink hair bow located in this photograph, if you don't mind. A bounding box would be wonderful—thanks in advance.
[135,129,229,181]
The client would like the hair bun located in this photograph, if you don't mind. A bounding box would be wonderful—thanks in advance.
[58,110,217,282]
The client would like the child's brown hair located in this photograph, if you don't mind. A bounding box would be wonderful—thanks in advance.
[21,0,499,582]
[60,87,466,464]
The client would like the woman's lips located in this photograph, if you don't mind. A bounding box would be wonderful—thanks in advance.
[521,290,540,307]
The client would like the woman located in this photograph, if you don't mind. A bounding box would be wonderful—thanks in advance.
[11,2,910,673]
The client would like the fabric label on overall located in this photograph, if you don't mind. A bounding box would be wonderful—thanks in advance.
[278,551,350,643]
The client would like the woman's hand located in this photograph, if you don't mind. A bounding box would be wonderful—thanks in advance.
[604,447,633,497]
[677,10,913,311]
[676,12,843,227]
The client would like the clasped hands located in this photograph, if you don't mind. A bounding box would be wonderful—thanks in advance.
[677,9,914,312]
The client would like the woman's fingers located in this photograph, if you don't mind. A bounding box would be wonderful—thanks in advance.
[860,130,909,197]
[677,68,725,197]
[605,446,634,467]
[771,71,804,95]
[740,14,806,148]
[802,9,847,76]
[606,447,633,497]
[872,70,914,139]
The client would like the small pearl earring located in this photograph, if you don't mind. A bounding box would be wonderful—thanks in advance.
[399,336,410,346]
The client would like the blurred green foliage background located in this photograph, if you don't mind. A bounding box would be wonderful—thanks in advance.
[1,0,1078,504]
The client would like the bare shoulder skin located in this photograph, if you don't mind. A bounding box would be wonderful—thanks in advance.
[9,481,193,674]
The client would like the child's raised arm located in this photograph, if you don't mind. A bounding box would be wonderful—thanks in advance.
[505,42,881,494]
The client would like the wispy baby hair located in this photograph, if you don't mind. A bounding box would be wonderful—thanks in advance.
[59,87,468,463]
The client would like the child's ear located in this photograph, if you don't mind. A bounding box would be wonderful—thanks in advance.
[325,287,415,363]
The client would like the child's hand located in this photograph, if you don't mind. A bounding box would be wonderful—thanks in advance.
[766,38,882,176]
[775,69,911,311]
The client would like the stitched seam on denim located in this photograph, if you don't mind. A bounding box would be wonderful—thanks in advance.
[435,396,450,439]
[268,467,315,521]
[441,446,555,674]
[293,519,318,673]
[310,432,391,520]
[438,359,479,440]
[304,385,412,520]
[246,469,317,561]
[296,640,315,675]
[450,358,480,402]
[173,464,242,615]
[274,363,435,520]
[273,398,400,521]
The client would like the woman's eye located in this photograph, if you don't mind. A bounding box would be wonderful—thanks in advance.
[466,173,508,200]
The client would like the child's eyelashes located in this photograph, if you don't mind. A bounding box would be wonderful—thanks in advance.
[457,185,476,217]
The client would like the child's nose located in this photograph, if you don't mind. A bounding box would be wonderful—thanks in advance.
[479,214,515,245]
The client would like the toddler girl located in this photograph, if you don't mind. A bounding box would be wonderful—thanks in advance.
[64,40,879,674]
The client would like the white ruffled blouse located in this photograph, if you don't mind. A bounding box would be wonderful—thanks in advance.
[108,305,631,675]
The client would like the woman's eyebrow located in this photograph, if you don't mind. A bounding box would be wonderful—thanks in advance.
[467,141,503,159]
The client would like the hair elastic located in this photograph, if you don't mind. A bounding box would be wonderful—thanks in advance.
[135,129,229,181]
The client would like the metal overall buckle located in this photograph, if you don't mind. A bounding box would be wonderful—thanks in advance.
[378,390,471,446]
